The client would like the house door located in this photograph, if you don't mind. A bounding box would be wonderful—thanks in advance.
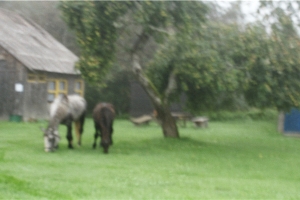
[0,60,16,119]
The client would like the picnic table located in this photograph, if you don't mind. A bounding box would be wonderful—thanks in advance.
[130,115,153,126]
[171,112,192,127]
[192,117,209,128]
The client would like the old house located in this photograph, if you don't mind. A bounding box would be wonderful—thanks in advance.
[0,9,84,121]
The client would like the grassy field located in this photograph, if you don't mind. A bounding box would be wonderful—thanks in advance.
[1,118,300,199]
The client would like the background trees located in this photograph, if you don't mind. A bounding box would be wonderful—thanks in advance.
[59,1,300,138]
[3,1,300,137]
[59,1,208,138]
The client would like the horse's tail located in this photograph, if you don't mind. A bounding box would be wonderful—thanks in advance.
[75,110,85,146]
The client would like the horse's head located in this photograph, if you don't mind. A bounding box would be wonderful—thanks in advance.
[101,135,111,154]
[41,127,60,152]
[101,128,113,154]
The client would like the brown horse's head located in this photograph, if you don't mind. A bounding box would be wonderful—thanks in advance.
[100,127,113,154]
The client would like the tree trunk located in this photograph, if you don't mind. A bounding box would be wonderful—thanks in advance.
[155,105,179,138]
[132,54,180,138]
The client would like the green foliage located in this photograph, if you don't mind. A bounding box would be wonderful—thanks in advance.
[247,1,300,111]
[60,1,300,116]
[132,1,207,43]
[147,23,244,111]
[2,119,300,199]
[60,1,207,85]
[240,24,300,110]
[149,15,300,112]
[59,1,131,84]
[203,108,278,121]
[85,70,131,115]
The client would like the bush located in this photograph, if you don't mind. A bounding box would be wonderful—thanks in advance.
[202,108,278,121]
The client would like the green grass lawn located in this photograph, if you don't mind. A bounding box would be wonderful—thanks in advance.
[1,118,300,199]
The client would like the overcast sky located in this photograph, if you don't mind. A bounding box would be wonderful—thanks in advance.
[216,0,260,22]
[241,0,260,21]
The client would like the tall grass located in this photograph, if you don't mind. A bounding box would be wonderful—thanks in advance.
[1,118,300,199]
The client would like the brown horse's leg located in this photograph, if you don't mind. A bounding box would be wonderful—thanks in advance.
[74,121,81,146]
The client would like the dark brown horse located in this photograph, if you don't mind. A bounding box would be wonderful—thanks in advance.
[92,103,115,154]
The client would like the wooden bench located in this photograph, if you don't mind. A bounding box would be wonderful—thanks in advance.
[130,115,153,126]
[192,117,209,128]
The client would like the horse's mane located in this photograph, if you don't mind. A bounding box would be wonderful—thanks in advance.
[50,94,86,118]
[93,103,115,119]
[50,95,68,118]
[68,95,87,120]
[99,106,114,127]
[48,95,69,128]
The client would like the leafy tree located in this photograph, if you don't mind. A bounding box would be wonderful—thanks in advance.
[59,1,300,139]
[60,1,208,138]
[244,1,300,111]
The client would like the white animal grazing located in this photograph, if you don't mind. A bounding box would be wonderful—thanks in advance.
[43,94,86,152]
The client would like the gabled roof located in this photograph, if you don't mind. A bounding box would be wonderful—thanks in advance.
[0,8,80,75]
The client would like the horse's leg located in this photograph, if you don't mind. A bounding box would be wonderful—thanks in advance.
[66,121,73,149]
[93,123,99,149]
[110,123,113,145]
[74,121,82,146]
[78,112,85,146]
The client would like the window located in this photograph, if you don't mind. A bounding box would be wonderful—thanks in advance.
[47,79,68,102]
[38,74,46,82]
[28,73,36,82]
[27,72,46,83]
[75,80,84,97]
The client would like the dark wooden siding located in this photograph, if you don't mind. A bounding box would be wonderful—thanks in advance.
[0,47,24,120]
[23,78,48,121]
[0,61,17,119]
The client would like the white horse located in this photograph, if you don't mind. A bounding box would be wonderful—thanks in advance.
[42,94,87,152]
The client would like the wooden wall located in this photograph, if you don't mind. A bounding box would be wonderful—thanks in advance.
[0,45,84,121]
[23,71,84,121]
[0,46,25,120]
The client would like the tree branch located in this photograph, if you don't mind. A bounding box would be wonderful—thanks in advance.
[131,30,149,54]
[164,70,177,101]
[132,54,162,106]
[148,25,174,35]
